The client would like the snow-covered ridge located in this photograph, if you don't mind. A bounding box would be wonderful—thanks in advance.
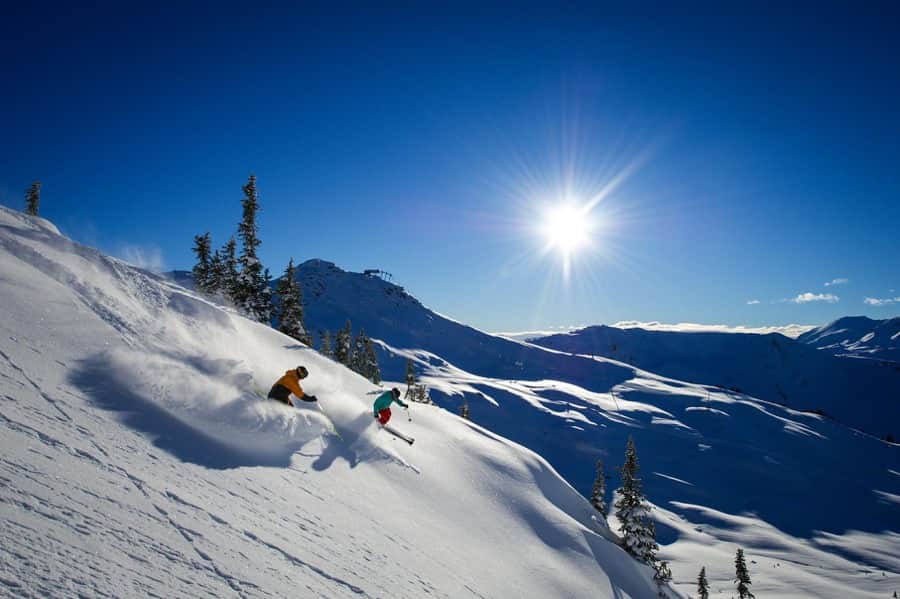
[529,324,900,438]
[0,205,665,598]
[798,315,900,363]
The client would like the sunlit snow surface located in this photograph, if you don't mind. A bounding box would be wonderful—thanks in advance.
[0,206,664,598]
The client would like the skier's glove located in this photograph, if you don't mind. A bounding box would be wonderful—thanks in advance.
[304,395,318,402]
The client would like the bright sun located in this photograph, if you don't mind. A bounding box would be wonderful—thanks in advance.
[542,203,591,255]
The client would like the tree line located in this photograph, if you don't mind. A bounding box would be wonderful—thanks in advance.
[190,175,386,383]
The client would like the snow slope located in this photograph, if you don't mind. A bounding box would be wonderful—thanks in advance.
[0,206,666,598]
[798,315,900,364]
[290,259,900,598]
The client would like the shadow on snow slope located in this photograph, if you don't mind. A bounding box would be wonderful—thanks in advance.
[424,372,900,548]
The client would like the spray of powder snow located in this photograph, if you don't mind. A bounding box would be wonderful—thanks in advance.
[99,347,332,455]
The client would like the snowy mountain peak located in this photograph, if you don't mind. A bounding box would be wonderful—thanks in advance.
[798,315,900,363]
[296,258,423,311]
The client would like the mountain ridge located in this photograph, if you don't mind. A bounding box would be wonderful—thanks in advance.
[797,315,900,363]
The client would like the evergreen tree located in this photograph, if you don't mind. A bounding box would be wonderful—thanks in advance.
[590,459,608,516]
[275,258,311,345]
[24,181,41,216]
[335,320,352,366]
[697,566,710,599]
[192,232,213,293]
[734,548,754,599]
[364,336,381,384]
[416,384,431,404]
[208,249,225,294]
[260,267,274,323]
[219,237,239,300]
[319,330,333,358]
[460,397,470,419]
[654,560,672,585]
[350,330,369,375]
[234,174,270,321]
[405,358,416,398]
[614,436,659,564]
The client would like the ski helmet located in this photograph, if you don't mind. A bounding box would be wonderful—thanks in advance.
[391,387,401,398]
[296,365,309,378]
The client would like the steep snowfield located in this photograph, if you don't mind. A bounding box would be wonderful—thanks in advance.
[0,206,665,598]
[798,315,900,363]
[291,259,900,598]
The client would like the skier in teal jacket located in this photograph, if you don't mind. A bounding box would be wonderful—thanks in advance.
[373,387,408,425]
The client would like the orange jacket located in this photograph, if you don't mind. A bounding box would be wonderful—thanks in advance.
[274,369,306,399]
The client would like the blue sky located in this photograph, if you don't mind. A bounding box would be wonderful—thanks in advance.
[3,4,899,332]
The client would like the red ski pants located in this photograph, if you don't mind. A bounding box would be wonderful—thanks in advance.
[377,408,391,425]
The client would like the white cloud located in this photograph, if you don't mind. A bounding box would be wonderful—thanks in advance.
[864,296,900,306]
[494,325,583,341]
[116,244,166,273]
[611,321,815,338]
[746,299,761,305]
[790,292,839,304]
[824,278,849,286]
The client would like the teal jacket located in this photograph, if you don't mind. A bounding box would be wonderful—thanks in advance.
[373,391,408,416]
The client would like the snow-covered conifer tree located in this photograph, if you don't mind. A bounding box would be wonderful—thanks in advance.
[350,330,368,375]
[734,548,754,599]
[653,560,672,586]
[416,384,431,404]
[460,397,470,419]
[405,358,416,398]
[208,249,224,294]
[335,320,352,366]
[319,330,333,358]
[234,174,270,321]
[364,336,380,384]
[24,181,41,216]
[219,237,238,301]
[191,233,213,293]
[614,436,659,565]
[275,258,310,345]
[590,459,608,516]
[697,566,710,599]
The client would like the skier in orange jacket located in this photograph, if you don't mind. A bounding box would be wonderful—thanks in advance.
[267,366,317,406]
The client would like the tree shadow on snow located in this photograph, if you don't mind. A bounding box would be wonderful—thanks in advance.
[69,353,305,469]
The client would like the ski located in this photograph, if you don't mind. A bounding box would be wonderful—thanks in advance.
[381,424,414,445]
